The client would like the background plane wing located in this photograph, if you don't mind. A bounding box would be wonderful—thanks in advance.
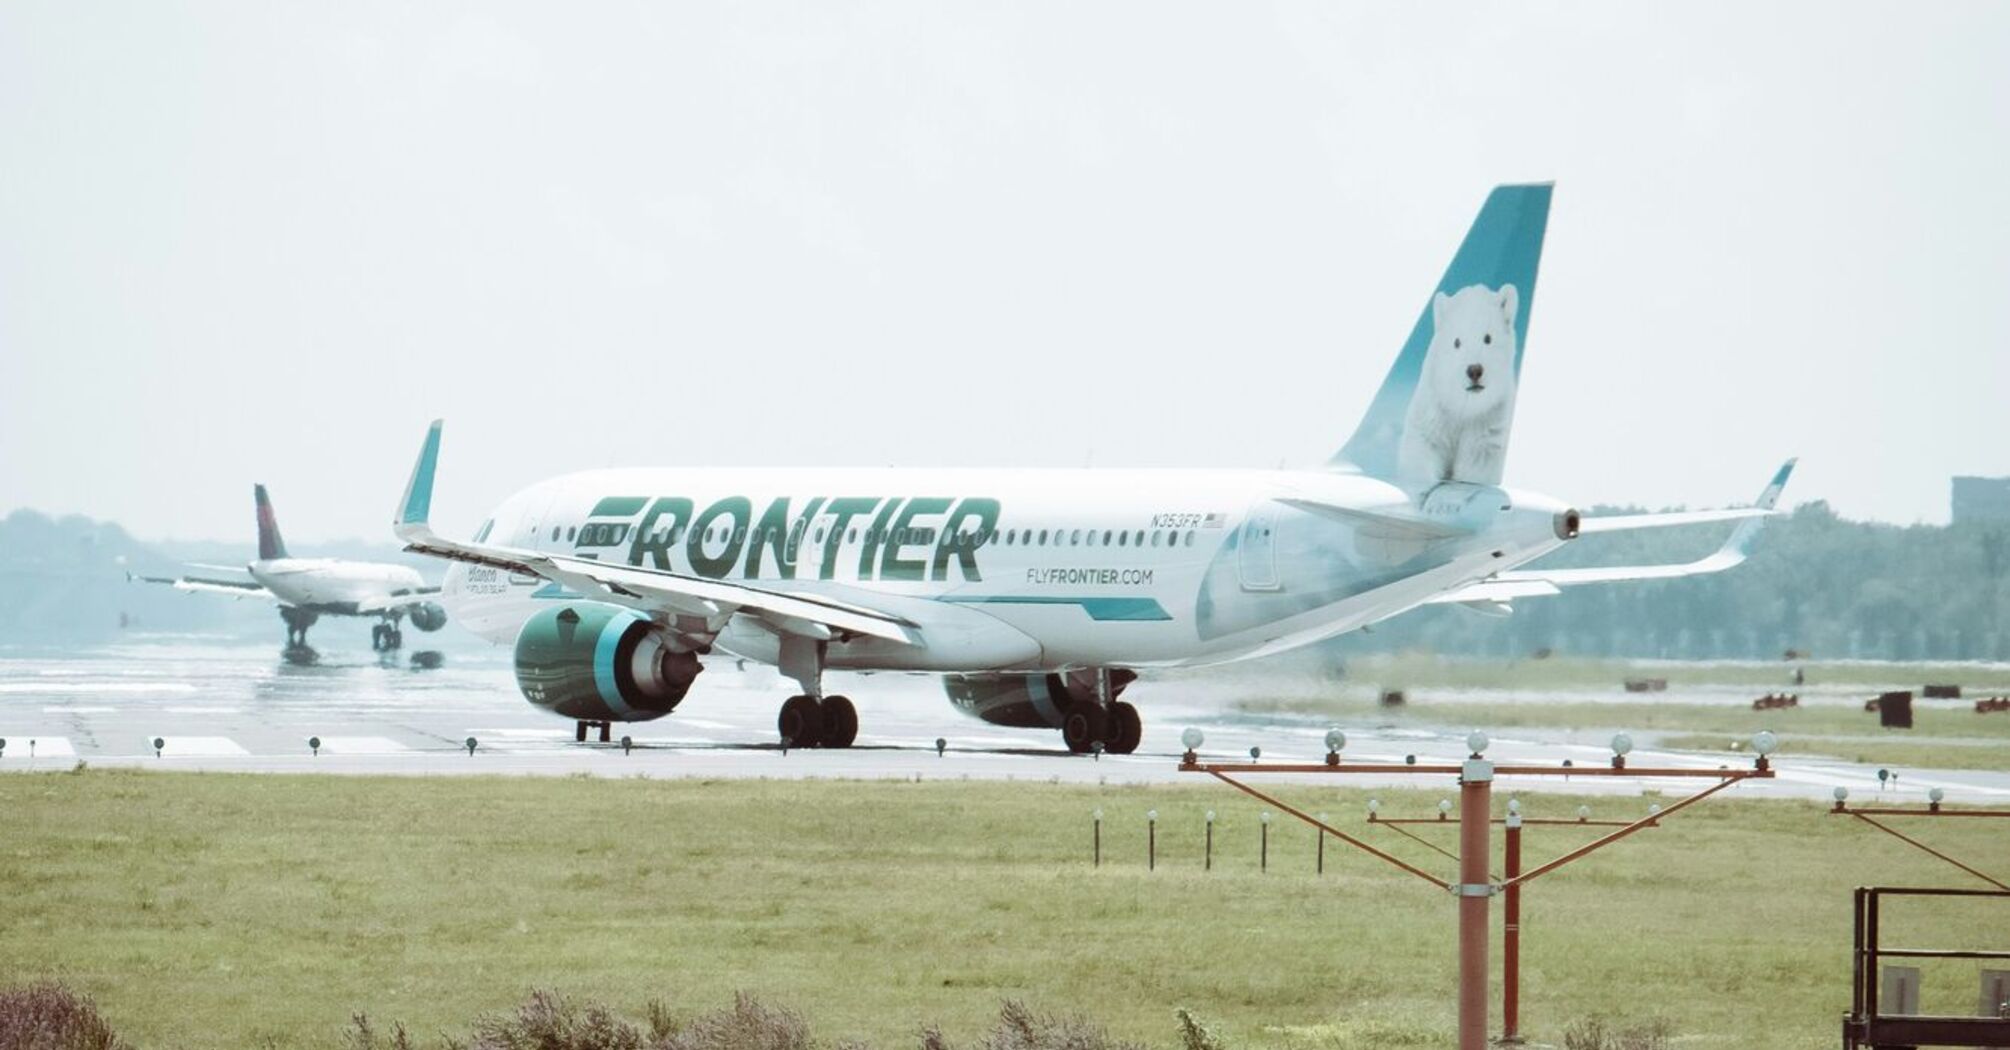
[349,588,445,617]
[127,572,276,602]
[1430,458,1796,605]
[392,421,918,646]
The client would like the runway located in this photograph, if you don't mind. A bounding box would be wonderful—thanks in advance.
[3,632,2008,806]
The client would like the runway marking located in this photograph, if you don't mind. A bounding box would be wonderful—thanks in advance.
[0,681,199,695]
[314,736,411,755]
[0,737,76,757]
[43,706,117,714]
[149,736,250,756]
[165,706,245,715]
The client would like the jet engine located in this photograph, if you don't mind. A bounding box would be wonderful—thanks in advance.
[514,604,701,722]
[942,669,1136,728]
[408,602,448,632]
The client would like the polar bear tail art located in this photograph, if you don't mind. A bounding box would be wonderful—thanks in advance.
[1331,183,1551,491]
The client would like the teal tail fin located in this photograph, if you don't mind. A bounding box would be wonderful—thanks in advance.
[1332,183,1552,489]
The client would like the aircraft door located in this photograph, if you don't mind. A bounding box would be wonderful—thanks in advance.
[1238,502,1282,592]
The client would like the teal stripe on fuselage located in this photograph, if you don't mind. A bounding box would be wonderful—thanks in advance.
[941,595,1172,622]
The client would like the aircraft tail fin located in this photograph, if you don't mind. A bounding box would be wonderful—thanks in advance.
[1332,183,1552,490]
[254,484,289,561]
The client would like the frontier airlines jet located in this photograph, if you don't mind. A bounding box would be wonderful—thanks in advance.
[393,184,1793,750]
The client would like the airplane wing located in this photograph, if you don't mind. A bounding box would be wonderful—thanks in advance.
[391,421,918,646]
[350,588,445,617]
[1430,458,1796,606]
[126,572,276,602]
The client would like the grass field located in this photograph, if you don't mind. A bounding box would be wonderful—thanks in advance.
[1226,654,2010,771]
[2,770,2007,1049]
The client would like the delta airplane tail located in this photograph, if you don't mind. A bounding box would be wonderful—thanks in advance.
[255,483,290,561]
[1333,183,1551,491]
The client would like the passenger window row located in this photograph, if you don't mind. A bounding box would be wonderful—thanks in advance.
[545,521,1201,552]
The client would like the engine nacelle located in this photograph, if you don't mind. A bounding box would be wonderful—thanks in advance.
[514,604,701,723]
[408,602,448,632]
[943,669,1136,728]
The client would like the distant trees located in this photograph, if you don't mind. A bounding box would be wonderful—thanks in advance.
[1337,501,2010,662]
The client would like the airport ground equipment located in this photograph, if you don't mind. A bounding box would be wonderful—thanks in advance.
[1364,800,1640,1043]
[1843,887,2010,1049]
[1178,729,1776,1050]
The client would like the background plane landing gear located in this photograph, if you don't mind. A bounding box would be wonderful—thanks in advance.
[575,720,611,743]
[776,695,858,749]
[279,607,319,652]
[370,624,405,652]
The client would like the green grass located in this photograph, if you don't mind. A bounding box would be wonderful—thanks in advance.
[1,770,2006,1050]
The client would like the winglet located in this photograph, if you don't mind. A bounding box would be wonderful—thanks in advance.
[1753,457,1798,512]
[1722,457,1798,559]
[395,420,444,541]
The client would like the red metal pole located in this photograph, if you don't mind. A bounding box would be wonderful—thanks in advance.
[1458,759,1493,1050]
[1503,814,1523,1044]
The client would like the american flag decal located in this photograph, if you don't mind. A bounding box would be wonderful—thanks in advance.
[1202,512,1226,529]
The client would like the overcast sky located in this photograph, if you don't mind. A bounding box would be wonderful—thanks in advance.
[3,2,2006,543]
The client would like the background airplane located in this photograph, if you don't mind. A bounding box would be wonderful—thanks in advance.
[391,184,1792,750]
[131,484,447,656]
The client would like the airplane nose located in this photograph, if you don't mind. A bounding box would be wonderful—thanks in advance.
[1466,363,1485,384]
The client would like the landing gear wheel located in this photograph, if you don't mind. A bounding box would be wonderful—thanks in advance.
[370,624,388,651]
[778,694,825,749]
[1062,705,1109,753]
[598,722,612,743]
[384,628,403,651]
[1108,701,1142,755]
[818,696,858,749]
[576,721,589,743]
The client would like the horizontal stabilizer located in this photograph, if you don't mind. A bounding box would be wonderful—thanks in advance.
[1430,458,1796,605]
[1278,498,1466,540]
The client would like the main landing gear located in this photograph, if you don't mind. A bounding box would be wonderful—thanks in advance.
[370,622,405,652]
[777,694,858,749]
[279,607,320,656]
[769,634,857,749]
[1062,700,1141,755]
[575,720,612,743]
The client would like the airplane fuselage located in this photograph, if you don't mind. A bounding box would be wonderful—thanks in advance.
[441,467,1573,673]
[251,558,428,615]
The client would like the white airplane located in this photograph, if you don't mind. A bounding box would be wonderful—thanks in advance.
[392,183,1794,750]
[132,484,448,654]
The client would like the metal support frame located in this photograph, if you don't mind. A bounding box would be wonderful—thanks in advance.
[1183,754,1771,1050]
[1830,802,2010,891]
[1845,887,2010,1050]
[1368,811,1639,1042]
